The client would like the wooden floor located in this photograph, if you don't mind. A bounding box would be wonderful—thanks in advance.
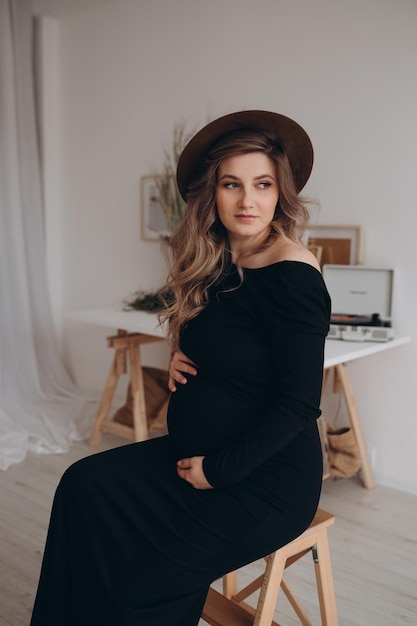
[1,434,416,626]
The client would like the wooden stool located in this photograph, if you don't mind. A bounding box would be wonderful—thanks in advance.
[89,330,164,446]
[201,508,337,626]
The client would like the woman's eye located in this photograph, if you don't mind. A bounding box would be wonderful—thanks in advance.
[258,181,271,189]
[224,182,238,189]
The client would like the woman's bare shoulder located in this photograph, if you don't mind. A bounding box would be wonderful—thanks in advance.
[266,240,321,272]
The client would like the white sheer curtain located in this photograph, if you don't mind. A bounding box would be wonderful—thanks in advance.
[0,0,91,470]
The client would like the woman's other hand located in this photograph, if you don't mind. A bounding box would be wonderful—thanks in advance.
[169,350,197,392]
[176,456,212,490]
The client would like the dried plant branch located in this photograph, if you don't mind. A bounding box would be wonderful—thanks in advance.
[152,120,193,234]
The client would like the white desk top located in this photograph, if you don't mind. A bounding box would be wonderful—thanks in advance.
[323,335,410,368]
[67,308,166,338]
[67,308,410,368]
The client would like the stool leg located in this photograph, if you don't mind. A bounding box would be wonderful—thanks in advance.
[255,551,287,626]
[89,349,122,446]
[313,533,338,626]
[335,363,375,489]
[222,571,237,598]
[129,342,149,442]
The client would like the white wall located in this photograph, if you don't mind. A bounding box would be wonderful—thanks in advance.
[36,0,417,493]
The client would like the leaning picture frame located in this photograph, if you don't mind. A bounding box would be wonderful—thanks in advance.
[140,176,170,240]
[304,225,364,266]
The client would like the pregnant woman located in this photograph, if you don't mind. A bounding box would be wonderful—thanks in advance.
[30,110,330,626]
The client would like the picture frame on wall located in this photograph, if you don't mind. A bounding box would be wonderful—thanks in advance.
[306,244,323,265]
[140,176,170,240]
[304,225,364,266]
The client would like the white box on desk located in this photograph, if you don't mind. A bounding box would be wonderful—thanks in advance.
[322,265,394,342]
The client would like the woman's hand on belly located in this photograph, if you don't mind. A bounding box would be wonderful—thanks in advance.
[169,350,198,392]
[176,456,213,490]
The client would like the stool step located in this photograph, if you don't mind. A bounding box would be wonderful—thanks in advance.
[201,588,281,626]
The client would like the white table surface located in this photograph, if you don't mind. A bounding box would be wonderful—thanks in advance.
[66,308,410,368]
[67,308,166,338]
[323,334,410,367]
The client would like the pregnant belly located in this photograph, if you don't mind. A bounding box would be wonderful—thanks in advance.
[167,374,262,458]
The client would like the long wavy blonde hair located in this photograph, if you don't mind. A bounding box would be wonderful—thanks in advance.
[159,130,310,349]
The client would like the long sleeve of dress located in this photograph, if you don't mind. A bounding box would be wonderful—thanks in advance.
[202,263,331,488]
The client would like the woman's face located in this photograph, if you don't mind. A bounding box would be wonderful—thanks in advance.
[215,152,279,247]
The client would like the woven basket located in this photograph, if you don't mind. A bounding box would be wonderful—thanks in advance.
[326,425,362,478]
[113,366,169,433]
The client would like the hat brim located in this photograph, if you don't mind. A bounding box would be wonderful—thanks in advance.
[176,110,313,201]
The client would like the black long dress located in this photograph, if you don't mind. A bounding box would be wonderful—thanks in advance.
[30,261,330,626]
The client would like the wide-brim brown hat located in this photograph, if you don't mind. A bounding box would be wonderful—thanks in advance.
[176,110,313,201]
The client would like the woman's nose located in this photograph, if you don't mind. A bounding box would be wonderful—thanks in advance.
[239,187,254,207]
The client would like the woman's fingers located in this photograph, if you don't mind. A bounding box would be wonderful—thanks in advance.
[176,457,212,490]
[168,350,198,392]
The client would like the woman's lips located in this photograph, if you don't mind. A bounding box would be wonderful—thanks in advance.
[235,214,258,222]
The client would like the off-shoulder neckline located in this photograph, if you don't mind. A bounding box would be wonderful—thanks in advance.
[233,260,322,276]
